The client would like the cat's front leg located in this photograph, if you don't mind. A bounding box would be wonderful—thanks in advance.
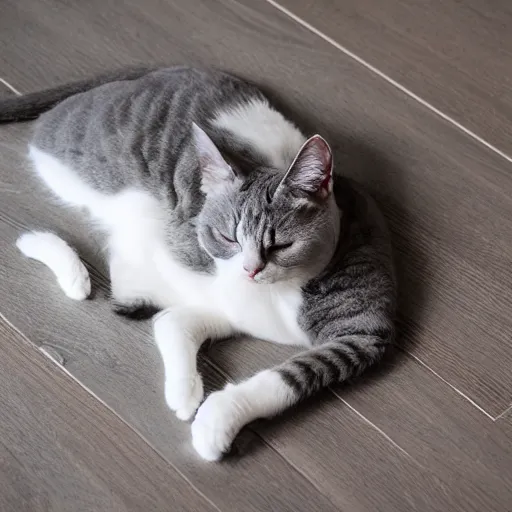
[153,308,233,421]
[191,370,293,460]
[191,334,389,460]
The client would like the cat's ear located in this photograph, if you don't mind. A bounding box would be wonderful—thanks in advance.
[277,135,333,200]
[192,123,235,194]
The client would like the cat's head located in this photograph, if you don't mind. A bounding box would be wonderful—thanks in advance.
[194,124,340,284]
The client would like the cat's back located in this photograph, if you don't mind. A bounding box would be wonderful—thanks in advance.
[30,67,291,193]
[33,67,264,147]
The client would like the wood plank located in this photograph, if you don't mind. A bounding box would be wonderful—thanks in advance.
[274,0,512,158]
[0,316,218,512]
[246,389,476,512]
[342,356,512,511]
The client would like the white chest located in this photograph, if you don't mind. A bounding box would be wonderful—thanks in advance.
[152,247,310,347]
[211,277,310,346]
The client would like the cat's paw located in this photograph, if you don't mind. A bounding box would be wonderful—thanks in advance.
[16,231,91,301]
[165,374,204,421]
[57,260,91,300]
[191,386,243,461]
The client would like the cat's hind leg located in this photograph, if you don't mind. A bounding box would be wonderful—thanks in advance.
[16,231,91,300]
[153,309,234,421]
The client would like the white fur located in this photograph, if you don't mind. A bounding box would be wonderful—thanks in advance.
[27,120,311,459]
[212,99,306,170]
[16,231,91,300]
[28,146,106,209]
[153,308,233,420]
[192,370,295,461]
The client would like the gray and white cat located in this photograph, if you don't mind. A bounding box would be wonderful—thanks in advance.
[1,67,396,461]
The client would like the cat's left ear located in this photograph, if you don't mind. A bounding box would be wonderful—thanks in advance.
[192,123,236,194]
[277,135,333,200]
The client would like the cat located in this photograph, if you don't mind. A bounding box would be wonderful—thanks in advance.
[1,66,396,461]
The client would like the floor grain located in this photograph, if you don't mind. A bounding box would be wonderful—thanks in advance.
[273,0,512,158]
[0,316,219,512]
[1,0,512,510]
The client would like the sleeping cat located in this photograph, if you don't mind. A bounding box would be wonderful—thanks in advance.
[0,67,396,461]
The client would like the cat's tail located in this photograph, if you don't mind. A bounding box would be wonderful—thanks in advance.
[0,67,152,123]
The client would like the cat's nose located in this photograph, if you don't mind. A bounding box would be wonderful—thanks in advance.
[243,264,264,279]
[243,245,265,279]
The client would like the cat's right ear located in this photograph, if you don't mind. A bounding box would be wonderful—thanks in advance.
[276,135,333,200]
[192,123,235,194]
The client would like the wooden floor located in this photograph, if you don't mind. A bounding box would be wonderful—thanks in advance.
[1,1,511,510]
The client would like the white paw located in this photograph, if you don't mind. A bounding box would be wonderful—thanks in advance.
[16,231,91,301]
[58,261,91,300]
[191,386,243,461]
[165,374,204,421]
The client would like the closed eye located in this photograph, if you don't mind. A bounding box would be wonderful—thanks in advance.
[215,229,236,243]
[222,234,236,243]
[268,242,293,253]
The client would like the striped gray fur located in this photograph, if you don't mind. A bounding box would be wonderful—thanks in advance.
[281,180,395,398]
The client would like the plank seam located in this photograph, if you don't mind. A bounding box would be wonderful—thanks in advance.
[263,0,512,166]
[0,77,22,95]
[495,403,512,421]
[0,313,223,512]
[404,351,498,421]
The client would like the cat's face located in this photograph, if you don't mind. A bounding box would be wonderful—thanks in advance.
[194,125,340,284]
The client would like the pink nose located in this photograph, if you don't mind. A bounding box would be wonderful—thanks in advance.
[244,265,263,279]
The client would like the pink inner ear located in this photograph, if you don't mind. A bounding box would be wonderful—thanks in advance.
[320,170,331,191]
[310,135,332,192]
